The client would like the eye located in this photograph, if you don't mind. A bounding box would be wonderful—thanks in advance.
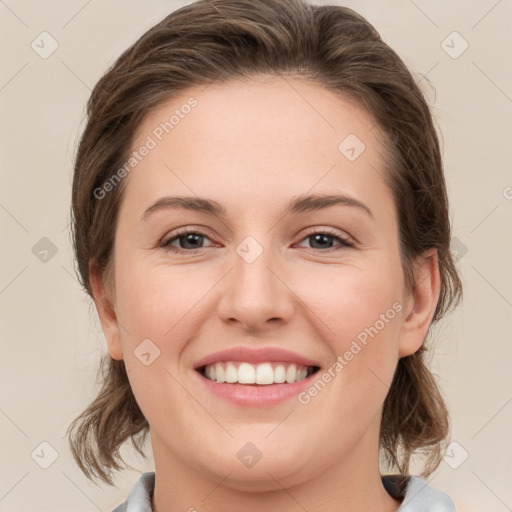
[160,227,354,253]
[161,228,215,252]
[296,229,354,251]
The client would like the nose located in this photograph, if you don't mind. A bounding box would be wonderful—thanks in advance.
[216,241,295,333]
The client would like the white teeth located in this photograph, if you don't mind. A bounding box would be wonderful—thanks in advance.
[274,364,286,383]
[297,367,308,381]
[256,363,274,385]
[225,363,237,383]
[216,364,226,383]
[202,362,313,385]
[285,364,297,383]
[238,362,255,384]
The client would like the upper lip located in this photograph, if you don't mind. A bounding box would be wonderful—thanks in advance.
[193,346,321,370]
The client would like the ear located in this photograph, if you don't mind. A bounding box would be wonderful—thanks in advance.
[398,248,441,358]
[89,259,123,360]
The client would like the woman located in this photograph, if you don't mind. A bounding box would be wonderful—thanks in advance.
[67,0,462,510]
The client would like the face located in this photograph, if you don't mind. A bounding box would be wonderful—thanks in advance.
[94,75,437,491]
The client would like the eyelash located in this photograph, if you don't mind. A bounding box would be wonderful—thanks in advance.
[160,227,354,253]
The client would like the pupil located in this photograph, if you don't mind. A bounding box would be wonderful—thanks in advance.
[182,233,202,249]
[312,234,332,249]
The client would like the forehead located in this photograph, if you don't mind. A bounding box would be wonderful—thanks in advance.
[123,75,393,221]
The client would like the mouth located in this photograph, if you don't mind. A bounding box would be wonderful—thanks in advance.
[192,347,323,405]
[197,362,321,385]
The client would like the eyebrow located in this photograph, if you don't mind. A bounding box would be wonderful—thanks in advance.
[142,192,373,221]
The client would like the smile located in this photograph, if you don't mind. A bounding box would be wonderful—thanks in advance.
[193,346,322,405]
[200,361,320,385]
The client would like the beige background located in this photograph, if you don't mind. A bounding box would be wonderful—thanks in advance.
[1,0,511,511]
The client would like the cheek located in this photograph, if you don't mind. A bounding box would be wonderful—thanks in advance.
[113,263,207,429]
[114,258,209,346]
[292,261,404,350]
[292,260,405,413]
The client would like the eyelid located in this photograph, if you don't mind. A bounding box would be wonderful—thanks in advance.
[296,226,355,248]
[161,225,355,253]
[160,226,218,251]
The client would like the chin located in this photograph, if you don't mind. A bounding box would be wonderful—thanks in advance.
[205,458,315,493]
[192,437,323,492]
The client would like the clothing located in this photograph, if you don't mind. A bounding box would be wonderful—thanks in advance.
[111,471,456,512]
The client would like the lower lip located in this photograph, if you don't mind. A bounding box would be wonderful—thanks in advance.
[195,370,316,406]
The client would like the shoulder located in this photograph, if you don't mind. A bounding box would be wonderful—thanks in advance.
[110,472,155,512]
[382,474,456,512]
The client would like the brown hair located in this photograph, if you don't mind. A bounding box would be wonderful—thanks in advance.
[68,0,462,486]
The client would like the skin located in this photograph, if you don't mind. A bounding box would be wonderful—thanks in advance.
[91,75,440,512]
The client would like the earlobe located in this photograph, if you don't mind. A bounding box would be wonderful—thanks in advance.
[89,260,124,361]
[398,249,441,358]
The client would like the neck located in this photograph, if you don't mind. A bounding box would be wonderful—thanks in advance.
[151,422,402,512]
